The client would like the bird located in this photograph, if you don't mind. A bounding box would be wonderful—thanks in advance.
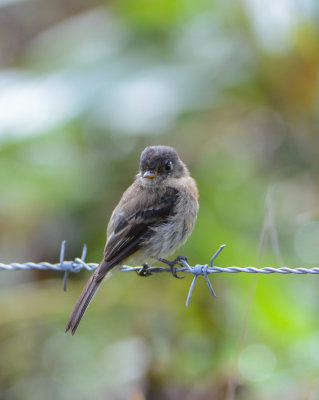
[65,145,199,334]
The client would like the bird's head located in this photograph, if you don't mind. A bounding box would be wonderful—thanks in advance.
[137,145,188,187]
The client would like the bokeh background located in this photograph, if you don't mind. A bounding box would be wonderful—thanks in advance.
[1,0,319,399]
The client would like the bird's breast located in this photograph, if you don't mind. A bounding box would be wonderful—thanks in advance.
[141,179,198,259]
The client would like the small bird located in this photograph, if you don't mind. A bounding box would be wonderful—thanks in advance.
[65,145,198,334]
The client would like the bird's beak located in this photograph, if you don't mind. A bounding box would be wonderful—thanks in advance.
[143,171,157,179]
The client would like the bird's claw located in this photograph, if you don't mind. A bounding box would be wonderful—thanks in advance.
[136,263,153,277]
[175,256,188,264]
[159,256,187,279]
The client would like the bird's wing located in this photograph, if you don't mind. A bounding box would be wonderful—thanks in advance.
[96,187,178,279]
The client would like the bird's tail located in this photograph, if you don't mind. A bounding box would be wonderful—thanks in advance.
[65,271,103,335]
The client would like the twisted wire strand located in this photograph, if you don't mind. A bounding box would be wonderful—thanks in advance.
[2,262,319,274]
[1,242,318,306]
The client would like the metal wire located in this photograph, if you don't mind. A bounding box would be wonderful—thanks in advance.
[1,241,319,306]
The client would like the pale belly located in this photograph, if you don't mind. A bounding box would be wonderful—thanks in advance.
[140,209,197,260]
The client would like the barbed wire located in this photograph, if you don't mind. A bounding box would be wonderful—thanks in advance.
[1,241,319,306]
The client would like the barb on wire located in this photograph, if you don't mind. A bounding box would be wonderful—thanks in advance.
[1,242,319,306]
[179,245,226,307]
[60,240,88,291]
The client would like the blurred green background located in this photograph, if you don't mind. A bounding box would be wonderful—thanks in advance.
[1,0,319,399]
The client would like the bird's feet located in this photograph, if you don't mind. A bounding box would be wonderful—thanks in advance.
[159,256,188,279]
[136,263,153,277]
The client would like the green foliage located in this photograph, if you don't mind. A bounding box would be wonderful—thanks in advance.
[1,0,319,399]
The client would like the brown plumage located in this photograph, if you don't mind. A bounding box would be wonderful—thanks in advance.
[65,145,198,334]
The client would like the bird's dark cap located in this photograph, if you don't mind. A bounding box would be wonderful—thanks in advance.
[140,146,179,169]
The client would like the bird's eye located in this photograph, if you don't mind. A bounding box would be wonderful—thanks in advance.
[164,160,173,171]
